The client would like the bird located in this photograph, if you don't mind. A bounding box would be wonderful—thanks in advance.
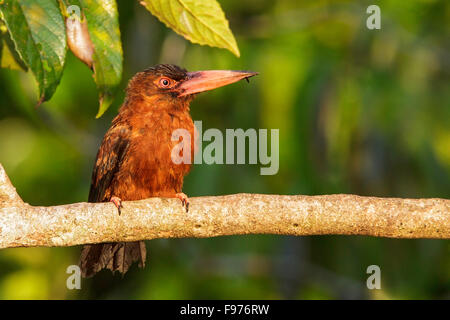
[80,64,257,278]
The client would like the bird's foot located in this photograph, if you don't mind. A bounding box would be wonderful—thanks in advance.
[176,193,189,213]
[110,196,123,215]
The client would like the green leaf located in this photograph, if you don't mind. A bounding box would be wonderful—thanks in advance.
[140,0,240,57]
[0,0,66,103]
[0,21,28,71]
[62,0,123,118]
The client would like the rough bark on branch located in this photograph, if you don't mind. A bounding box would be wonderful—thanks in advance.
[0,163,448,249]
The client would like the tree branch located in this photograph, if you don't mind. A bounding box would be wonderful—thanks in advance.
[0,163,448,249]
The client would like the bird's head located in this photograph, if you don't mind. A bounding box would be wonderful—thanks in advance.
[124,64,257,111]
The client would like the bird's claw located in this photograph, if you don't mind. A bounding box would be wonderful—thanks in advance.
[110,196,123,215]
[176,193,189,213]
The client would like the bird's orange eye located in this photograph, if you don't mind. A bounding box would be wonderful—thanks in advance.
[158,77,172,88]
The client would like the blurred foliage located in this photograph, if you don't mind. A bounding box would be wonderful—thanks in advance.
[0,0,238,116]
[0,0,449,299]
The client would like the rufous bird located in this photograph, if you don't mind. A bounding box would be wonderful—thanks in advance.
[80,64,257,277]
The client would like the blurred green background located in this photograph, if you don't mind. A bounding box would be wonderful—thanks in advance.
[0,0,449,299]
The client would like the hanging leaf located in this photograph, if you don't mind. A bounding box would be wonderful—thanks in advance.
[0,21,28,71]
[0,0,66,104]
[140,0,240,57]
[62,0,123,118]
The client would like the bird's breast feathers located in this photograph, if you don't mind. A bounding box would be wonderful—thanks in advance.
[105,110,196,199]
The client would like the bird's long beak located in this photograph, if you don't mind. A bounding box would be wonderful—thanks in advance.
[177,70,258,97]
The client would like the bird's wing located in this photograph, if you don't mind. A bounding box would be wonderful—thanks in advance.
[88,124,130,203]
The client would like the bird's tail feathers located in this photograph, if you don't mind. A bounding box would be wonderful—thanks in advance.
[80,241,146,278]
